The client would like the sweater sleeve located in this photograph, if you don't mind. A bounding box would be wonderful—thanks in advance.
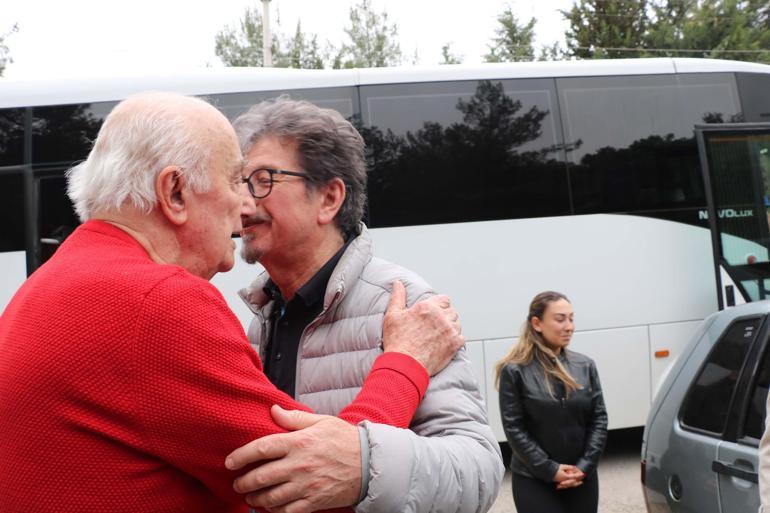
[132,273,427,506]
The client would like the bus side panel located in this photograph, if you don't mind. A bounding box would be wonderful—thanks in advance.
[0,252,27,313]
[464,339,486,405]
[649,320,703,399]
[485,326,651,442]
[367,215,717,341]
[569,326,651,429]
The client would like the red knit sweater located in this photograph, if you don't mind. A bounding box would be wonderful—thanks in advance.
[0,221,428,513]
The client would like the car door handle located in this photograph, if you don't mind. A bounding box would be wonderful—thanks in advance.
[712,460,758,483]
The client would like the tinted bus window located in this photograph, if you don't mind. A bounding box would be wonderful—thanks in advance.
[213,87,357,121]
[558,73,740,224]
[0,169,25,252]
[32,103,111,165]
[0,108,25,167]
[681,317,760,434]
[736,72,770,123]
[360,79,569,227]
[36,171,80,265]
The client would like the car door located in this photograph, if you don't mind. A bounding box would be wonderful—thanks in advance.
[714,328,770,513]
[674,316,765,513]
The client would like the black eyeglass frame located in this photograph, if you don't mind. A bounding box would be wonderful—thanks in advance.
[242,168,312,199]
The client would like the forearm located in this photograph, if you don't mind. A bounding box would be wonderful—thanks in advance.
[338,352,428,427]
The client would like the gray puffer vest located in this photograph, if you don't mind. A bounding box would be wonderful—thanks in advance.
[238,225,503,513]
[238,227,433,411]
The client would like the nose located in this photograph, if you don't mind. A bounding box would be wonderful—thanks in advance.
[239,182,257,219]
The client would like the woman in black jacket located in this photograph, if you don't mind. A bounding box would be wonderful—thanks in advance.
[496,291,608,513]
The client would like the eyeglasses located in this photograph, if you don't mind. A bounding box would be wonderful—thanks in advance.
[242,168,312,199]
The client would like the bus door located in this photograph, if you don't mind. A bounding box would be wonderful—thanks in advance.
[696,123,770,309]
[30,167,80,271]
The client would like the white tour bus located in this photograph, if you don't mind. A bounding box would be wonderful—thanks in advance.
[3,58,770,443]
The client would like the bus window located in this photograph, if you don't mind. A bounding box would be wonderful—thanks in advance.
[0,169,25,253]
[36,173,79,265]
[213,87,357,121]
[31,104,108,166]
[736,72,770,123]
[0,108,24,168]
[558,73,739,224]
[359,78,569,227]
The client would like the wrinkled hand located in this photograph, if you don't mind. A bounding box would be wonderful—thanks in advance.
[225,405,361,513]
[554,464,585,490]
[382,281,464,376]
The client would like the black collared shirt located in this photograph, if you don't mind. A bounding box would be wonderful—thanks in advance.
[262,241,351,398]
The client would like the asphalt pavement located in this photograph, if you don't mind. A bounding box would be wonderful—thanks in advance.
[489,428,646,513]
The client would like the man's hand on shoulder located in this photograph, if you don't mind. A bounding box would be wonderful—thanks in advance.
[382,281,464,376]
[226,405,361,513]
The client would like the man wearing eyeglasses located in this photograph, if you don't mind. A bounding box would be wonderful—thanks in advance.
[231,97,504,513]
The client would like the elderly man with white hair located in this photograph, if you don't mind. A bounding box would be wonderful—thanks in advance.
[0,92,464,513]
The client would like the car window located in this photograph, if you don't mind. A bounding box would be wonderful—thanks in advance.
[743,344,770,440]
[681,317,762,434]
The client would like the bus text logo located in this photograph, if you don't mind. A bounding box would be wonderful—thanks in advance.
[698,209,754,220]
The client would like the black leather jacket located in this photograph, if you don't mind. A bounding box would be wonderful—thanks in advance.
[499,350,608,482]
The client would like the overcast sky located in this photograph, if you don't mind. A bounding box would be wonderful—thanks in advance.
[1,0,572,79]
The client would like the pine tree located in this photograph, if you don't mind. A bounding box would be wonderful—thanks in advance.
[0,24,18,77]
[334,0,402,69]
[563,0,649,58]
[440,43,463,64]
[484,7,537,62]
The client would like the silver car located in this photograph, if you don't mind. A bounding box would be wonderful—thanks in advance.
[643,300,770,513]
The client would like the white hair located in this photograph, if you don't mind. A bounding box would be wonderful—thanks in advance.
[66,92,213,221]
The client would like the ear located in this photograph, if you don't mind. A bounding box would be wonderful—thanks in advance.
[156,166,188,226]
[531,317,543,333]
[316,178,346,226]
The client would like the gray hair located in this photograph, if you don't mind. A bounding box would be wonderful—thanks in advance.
[66,92,212,221]
[233,96,366,240]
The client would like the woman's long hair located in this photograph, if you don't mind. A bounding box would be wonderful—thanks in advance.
[494,291,582,396]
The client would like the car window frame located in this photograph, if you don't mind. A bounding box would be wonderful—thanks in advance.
[678,313,767,440]
[729,323,770,446]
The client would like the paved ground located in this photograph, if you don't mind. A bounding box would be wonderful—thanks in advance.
[489,428,646,513]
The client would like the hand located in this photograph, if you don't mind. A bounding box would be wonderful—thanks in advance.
[382,281,464,376]
[553,464,583,482]
[556,478,584,490]
[225,405,361,513]
[553,464,585,490]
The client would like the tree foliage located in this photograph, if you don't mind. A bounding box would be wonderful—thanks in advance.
[274,21,325,69]
[484,8,538,62]
[215,6,324,68]
[563,0,649,58]
[333,0,402,68]
[440,43,463,64]
[215,5,279,67]
[647,0,770,61]
[562,0,770,62]
[0,23,18,77]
